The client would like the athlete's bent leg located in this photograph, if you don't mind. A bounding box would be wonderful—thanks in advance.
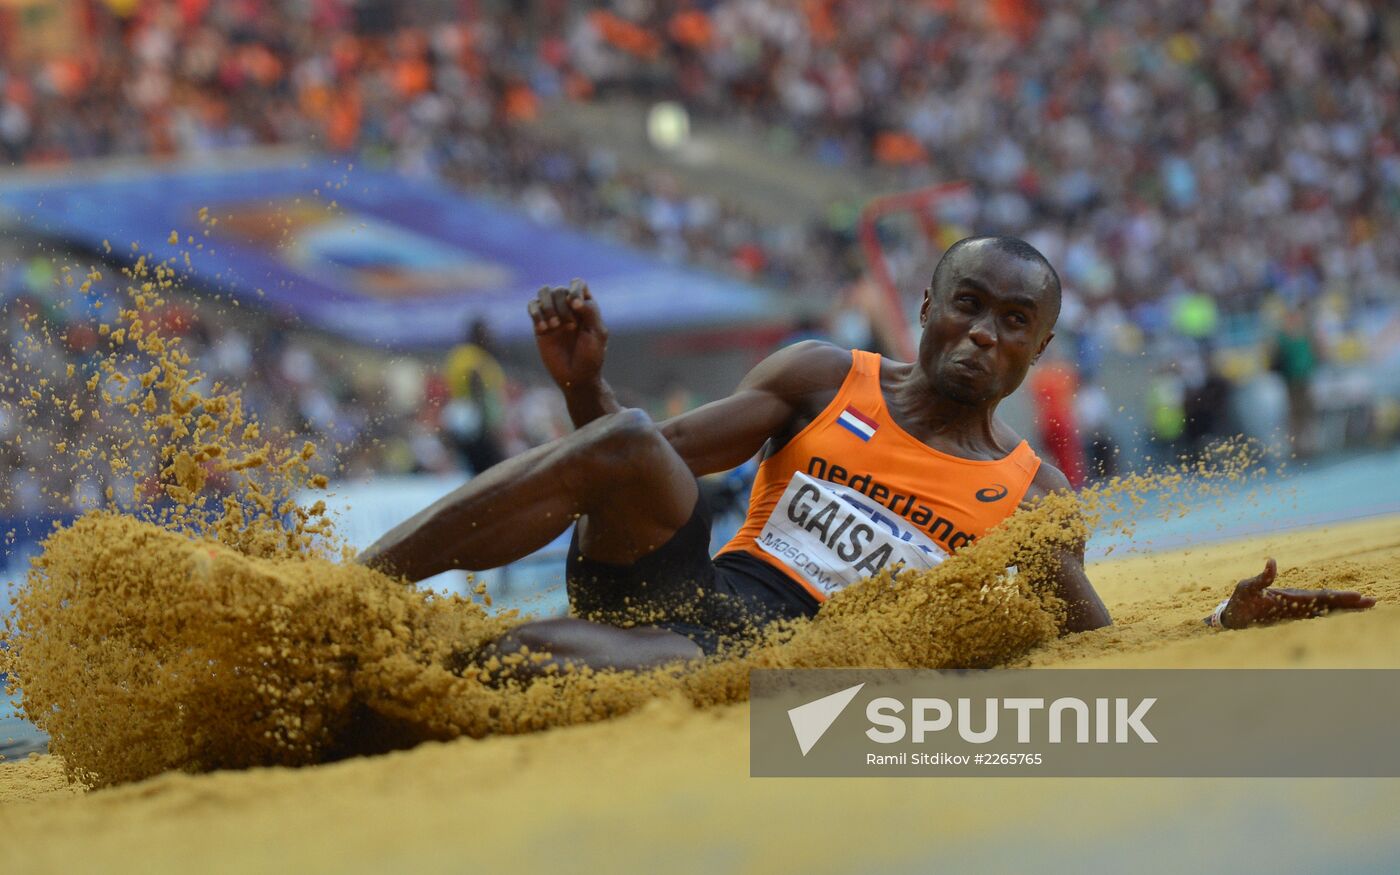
[360,408,698,580]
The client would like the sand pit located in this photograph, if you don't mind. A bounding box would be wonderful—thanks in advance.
[3,513,1398,873]
[0,490,1069,788]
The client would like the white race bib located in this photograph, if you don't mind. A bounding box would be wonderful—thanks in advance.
[757,472,947,597]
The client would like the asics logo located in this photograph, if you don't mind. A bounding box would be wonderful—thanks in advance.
[975,484,1009,503]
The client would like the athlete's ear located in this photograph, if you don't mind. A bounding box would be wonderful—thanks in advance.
[919,287,931,327]
[1033,331,1054,364]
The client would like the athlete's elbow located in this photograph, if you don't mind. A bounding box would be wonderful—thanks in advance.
[658,418,686,448]
[658,422,703,470]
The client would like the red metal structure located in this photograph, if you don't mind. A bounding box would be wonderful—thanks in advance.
[855,181,972,361]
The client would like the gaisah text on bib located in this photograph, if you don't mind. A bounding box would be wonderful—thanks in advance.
[757,472,948,597]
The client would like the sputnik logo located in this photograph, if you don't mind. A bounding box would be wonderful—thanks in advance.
[786,683,865,756]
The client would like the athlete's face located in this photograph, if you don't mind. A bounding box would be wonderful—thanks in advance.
[917,244,1057,405]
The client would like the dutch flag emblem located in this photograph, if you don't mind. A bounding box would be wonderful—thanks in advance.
[836,405,878,441]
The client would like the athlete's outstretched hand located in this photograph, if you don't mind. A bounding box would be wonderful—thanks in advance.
[1218,558,1375,629]
[528,278,608,391]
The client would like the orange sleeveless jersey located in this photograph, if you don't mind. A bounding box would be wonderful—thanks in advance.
[717,350,1042,602]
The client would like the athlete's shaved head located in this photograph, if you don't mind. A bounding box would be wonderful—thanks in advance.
[917,235,1061,406]
[930,236,1061,330]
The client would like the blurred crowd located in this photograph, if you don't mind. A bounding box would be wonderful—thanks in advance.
[0,0,850,292]
[2,0,1399,503]
[0,241,577,516]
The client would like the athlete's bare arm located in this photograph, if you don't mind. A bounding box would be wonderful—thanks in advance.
[1023,464,1376,633]
[658,341,851,475]
[1021,463,1113,634]
[360,286,846,582]
[528,280,850,475]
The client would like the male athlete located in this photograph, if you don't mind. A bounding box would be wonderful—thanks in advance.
[359,237,1374,672]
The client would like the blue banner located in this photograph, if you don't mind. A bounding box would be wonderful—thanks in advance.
[0,158,779,347]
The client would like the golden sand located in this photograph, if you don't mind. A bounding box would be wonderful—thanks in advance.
[4,444,1272,788]
[2,514,1397,873]
[0,483,1070,786]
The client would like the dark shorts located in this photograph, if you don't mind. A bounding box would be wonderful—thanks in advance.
[566,495,820,654]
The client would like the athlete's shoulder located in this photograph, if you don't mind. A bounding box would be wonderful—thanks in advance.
[773,339,852,372]
[1024,460,1073,502]
[742,341,853,394]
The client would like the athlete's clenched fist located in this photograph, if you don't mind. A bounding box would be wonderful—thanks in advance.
[528,278,609,391]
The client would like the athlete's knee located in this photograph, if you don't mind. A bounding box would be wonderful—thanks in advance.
[578,408,672,478]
